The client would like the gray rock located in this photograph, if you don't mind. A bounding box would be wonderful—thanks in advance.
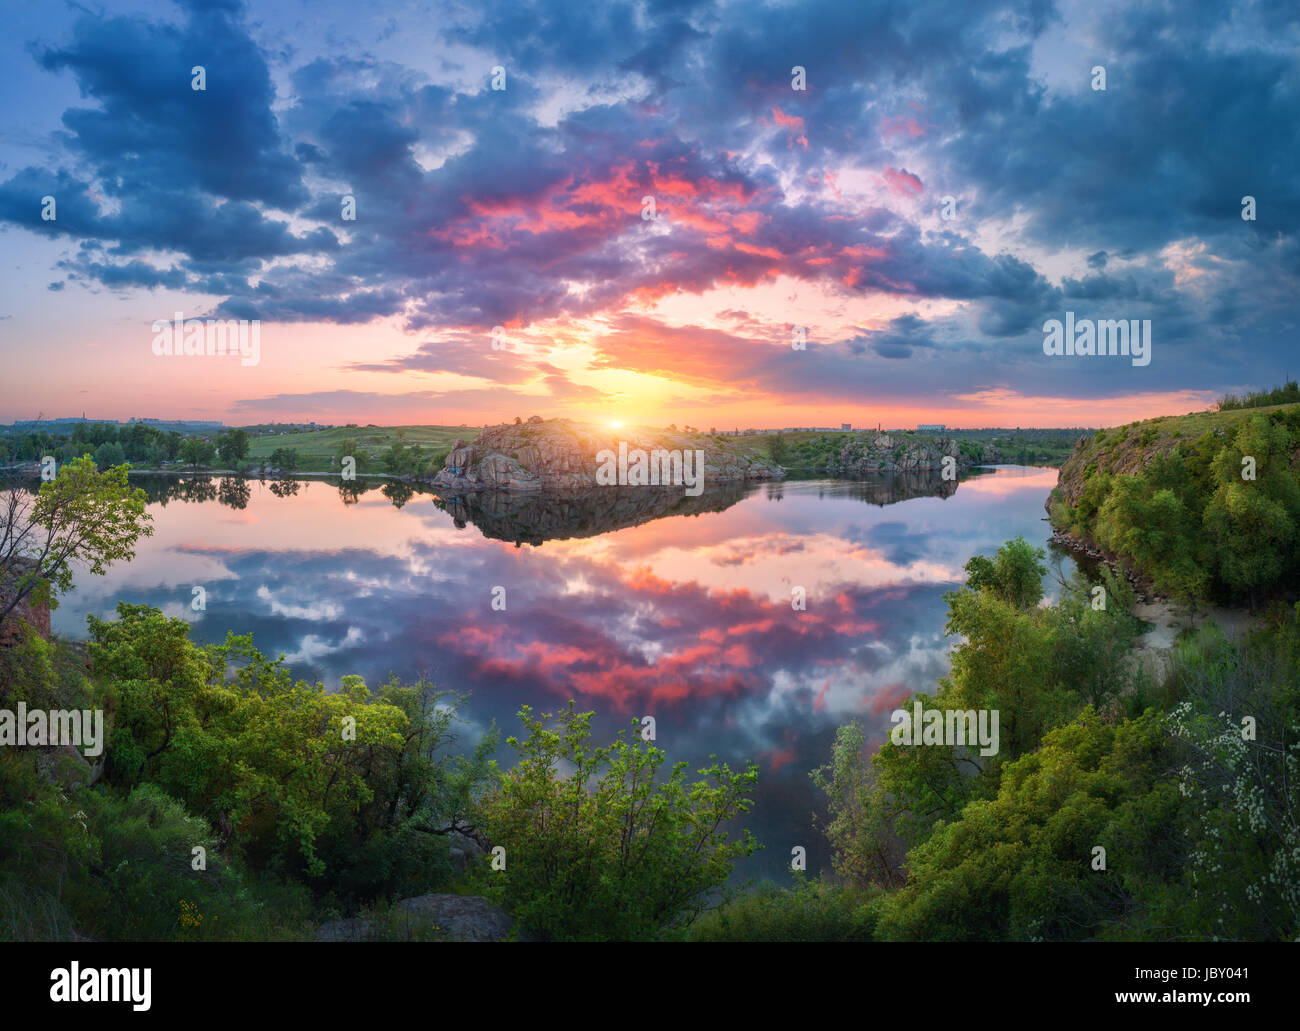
[315,894,518,942]
[35,744,100,789]
[315,917,373,942]
[431,419,784,492]
[393,894,517,941]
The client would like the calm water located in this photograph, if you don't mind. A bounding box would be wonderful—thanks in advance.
[56,466,1071,881]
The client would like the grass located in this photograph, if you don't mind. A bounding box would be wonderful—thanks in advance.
[1077,401,1300,477]
[245,425,478,472]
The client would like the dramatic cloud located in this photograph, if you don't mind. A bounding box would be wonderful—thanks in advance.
[1,0,1296,423]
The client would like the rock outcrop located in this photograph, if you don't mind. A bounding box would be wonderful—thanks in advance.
[315,894,519,942]
[431,419,784,492]
[809,433,1000,475]
[392,894,517,941]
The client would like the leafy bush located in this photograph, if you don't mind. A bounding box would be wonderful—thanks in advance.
[1060,412,1300,604]
[86,603,489,903]
[685,877,879,941]
[474,702,758,940]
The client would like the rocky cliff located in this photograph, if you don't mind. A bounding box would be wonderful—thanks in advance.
[431,417,784,491]
[805,432,1001,474]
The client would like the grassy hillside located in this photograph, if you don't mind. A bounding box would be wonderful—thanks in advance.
[1049,402,1300,604]
[742,428,1085,469]
[247,425,478,471]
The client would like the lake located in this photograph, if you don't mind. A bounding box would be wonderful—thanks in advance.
[55,465,1071,882]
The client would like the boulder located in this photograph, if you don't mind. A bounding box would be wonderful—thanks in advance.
[314,893,519,942]
[34,744,98,789]
[392,894,517,941]
[315,917,373,942]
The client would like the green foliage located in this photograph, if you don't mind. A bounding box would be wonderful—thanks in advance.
[962,536,1047,609]
[1060,410,1300,604]
[179,437,216,468]
[267,446,300,471]
[92,441,126,468]
[334,436,363,473]
[0,456,153,632]
[1201,415,1300,601]
[216,429,250,465]
[684,876,879,941]
[0,752,312,941]
[381,441,434,476]
[811,721,907,888]
[1049,567,1142,713]
[820,580,1300,942]
[474,702,758,940]
[72,784,312,941]
[85,603,488,902]
[1162,619,1300,940]
[875,710,1184,941]
[1219,379,1300,411]
[816,548,1142,900]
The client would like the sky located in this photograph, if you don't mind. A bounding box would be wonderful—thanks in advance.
[0,0,1296,429]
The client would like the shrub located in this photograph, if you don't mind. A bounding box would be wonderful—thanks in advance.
[474,702,758,940]
[685,877,879,942]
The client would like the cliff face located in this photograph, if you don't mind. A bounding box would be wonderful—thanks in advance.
[1047,407,1276,518]
[809,432,1000,474]
[1051,430,1165,513]
[431,418,785,491]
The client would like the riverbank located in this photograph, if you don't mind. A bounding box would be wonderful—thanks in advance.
[1047,528,1260,679]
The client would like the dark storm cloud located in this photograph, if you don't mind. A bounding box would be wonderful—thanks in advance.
[0,0,1296,403]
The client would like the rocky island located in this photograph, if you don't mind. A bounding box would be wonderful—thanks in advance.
[788,431,1002,474]
[430,417,785,491]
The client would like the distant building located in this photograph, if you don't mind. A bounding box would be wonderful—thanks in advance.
[917,424,945,432]
[841,423,851,431]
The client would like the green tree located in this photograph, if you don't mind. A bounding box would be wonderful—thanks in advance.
[811,722,907,888]
[1202,415,1300,603]
[381,442,414,476]
[0,456,153,633]
[92,441,127,469]
[875,710,1184,942]
[475,702,758,940]
[768,433,788,465]
[268,447,299,472]
[86,604,491,899]
[179,437,216,469]
[216,429,250,466]
[334,436,363,473]
[963,536,1047,609]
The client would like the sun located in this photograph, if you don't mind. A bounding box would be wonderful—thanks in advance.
[608,420,624,429]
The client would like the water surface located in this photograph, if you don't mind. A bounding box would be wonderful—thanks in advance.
[57,466,1070,880]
